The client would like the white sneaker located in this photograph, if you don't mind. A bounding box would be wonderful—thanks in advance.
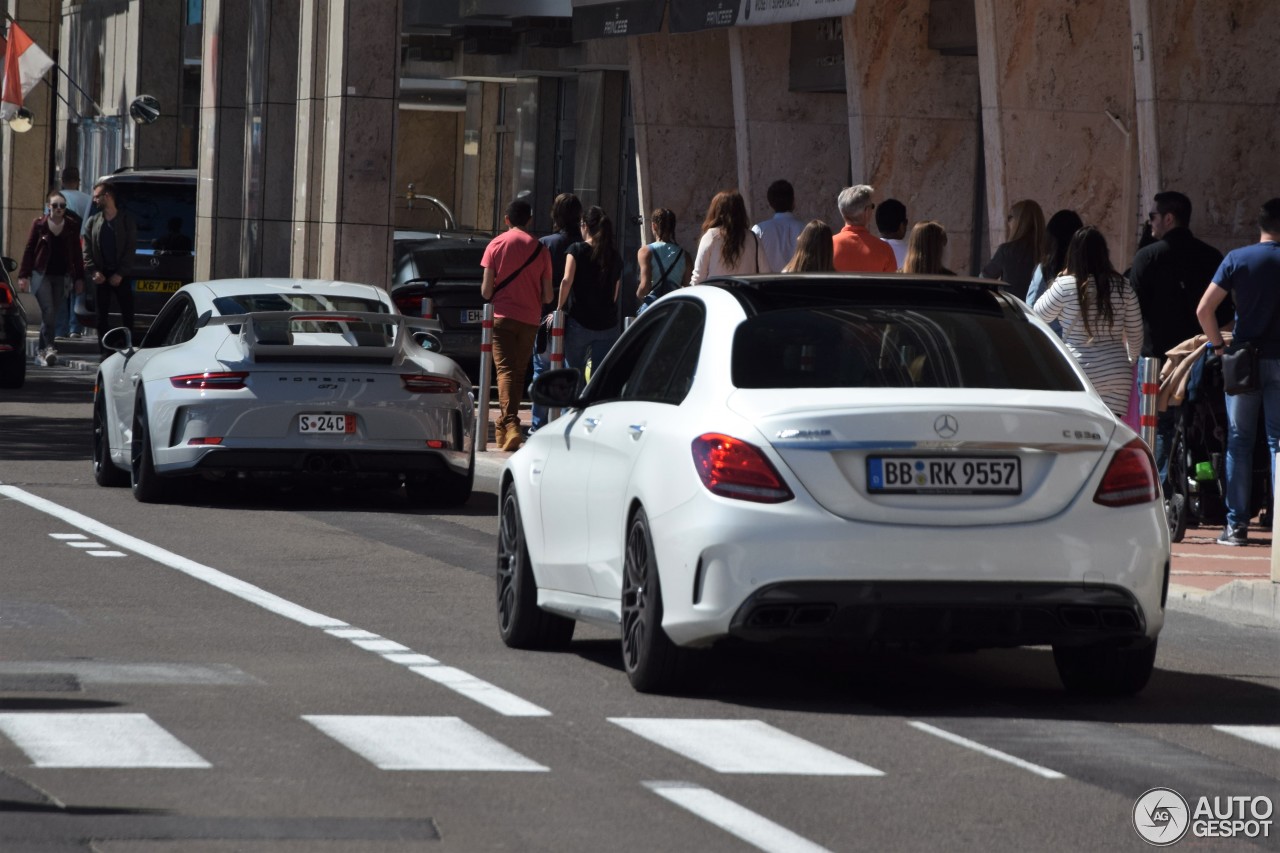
[43,348,57,367]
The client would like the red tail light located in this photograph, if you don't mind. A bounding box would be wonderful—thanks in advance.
[170,371,249,390]
[394,294,434,319]
[186,437,224,446]
[691,433,794,503]
[401,374,459,394]
[1093,438,1159,507]
[0,283,13,306]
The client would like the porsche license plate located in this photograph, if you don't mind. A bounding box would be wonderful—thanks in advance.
[867,456,1021,495]
[299,413,355,434]
[460,309,485,324]
[134,279,183,294]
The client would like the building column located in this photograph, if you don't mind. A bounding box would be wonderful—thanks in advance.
[133,2,185,166]
[291,0,401,284]
[974,0,1138,263]
[196,0,249,280]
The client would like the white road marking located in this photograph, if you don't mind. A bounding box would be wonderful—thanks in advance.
[908,721,1065,779]
[410,665,551,717]
[48,533,87,540]
[67,541,107,548]
[1214,725,1280,750]
[645,782,833,853]
[303,715,547,771]
[86,550,127,557]
[610,719,883,775]
[1,485,551,717]
[0,713,210,768]
[351,639,410,653]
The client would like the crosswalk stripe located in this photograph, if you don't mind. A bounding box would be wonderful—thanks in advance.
[0,713,211,768]
[610,719,883,775]
[303,715,548,771]
[908,721,1064,779]
[408,665,550,717]
[1214,725,1280,750]
[645,782,834,853]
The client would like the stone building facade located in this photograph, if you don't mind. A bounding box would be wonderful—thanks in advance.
[2,0,1275,288]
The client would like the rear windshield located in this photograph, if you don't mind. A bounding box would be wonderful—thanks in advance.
[213,294,389,315]
[112,182,196,256]
[732,303,1083,391]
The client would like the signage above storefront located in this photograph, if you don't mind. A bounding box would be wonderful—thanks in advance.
[571,0,666,40]
[670,0,855,33]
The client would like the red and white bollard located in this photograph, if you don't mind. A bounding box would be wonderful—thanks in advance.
[477,304,494,452]
[548,310,566,422]
[1138,356,1159,451]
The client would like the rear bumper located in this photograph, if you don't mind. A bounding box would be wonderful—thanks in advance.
[183,447,468,478]
[728,580,1158,650]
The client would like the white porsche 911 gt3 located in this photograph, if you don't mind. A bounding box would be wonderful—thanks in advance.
[93,278,474,505]
[496,275,1170,697]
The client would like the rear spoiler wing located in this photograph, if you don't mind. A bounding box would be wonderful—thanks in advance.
[203,310,439,362]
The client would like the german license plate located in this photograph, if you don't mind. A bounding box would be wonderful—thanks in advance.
[134,279,183,293]
[460,309,484,324]
[867,456,1021,495]
[299,413,355,434]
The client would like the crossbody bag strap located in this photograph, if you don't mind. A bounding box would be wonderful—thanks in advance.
[650,244,673,292]
[490,242,544,300]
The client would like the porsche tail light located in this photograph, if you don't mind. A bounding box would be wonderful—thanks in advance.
[187,437,224,446]
[170,371,250,390]
[691,433,794,503]
[1094,439,1159,507]
[402,374,459,394]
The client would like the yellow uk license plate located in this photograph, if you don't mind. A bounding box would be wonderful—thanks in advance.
[134,279,182,293]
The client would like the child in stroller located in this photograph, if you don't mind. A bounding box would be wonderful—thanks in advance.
[1160,338,1272,542]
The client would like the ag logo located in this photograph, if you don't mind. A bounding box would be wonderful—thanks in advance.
[1134,787,1190,845]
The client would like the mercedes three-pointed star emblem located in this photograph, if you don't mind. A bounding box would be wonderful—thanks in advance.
[933,414,958,438]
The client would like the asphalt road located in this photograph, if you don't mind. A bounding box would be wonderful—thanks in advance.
[1,365,1278,853]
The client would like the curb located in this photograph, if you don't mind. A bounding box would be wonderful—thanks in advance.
[1168,580,1279,624]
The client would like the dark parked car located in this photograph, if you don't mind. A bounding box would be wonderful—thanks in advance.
[391,229,492,376]
[0,256,27,388]
[77,167,196,335]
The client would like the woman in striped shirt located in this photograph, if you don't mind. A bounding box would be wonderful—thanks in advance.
[1033,226,1144,417]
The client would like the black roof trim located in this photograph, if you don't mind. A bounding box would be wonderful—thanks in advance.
[703,272,1004,291]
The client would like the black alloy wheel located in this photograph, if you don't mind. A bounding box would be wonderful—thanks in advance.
[93,390,128,487]
[495,486,573,649]
[621,507,690,693]
[130,398,169,504]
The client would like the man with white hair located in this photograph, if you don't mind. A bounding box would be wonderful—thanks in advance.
[832,185,898,272]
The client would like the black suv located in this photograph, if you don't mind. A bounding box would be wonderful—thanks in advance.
[77,167,196,334]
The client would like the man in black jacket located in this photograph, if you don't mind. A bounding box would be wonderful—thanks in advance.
[1130,191,1231,490]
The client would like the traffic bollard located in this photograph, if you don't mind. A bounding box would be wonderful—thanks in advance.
[1138,356,1159,451]
[477,304,494,452]
[548,310,565,422]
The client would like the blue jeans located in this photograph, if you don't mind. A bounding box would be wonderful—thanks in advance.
[1223,356,1280,530]
[529,348,550,431]
[564,317,619,377]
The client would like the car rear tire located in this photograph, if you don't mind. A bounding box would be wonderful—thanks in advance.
[93,391,128,487]
[1166,493,1187,543]
[496,485,574,649]
[0,350,25,388]
[406,446,474,508]
[1053,639,1157,696]
[131,398,170,504]
[621,507,693,694]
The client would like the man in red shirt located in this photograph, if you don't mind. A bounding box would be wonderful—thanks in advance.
[832,185,899,272]
[480,199,553,451]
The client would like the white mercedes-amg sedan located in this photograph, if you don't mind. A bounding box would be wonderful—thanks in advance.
[93,278,474,506]
[496,275,1169,697]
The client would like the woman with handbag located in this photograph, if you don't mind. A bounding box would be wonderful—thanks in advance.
[635,207,691,315]
[1033,226,1144,417]
[17,191,86,367]
[690,190,771,284]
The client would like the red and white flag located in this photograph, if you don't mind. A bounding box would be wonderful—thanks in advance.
[1,23,54,121]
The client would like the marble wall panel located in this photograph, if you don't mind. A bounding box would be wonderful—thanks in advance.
[1150,0,1278,106]
[335,97,398,227]
[739,120,851,226]
[263,101,300,222]
[333,222,395,286]
[257,219,294,278]
[328,1,399,100]
[631,30,734,129]
[639,125,738,252]
[1155,100,1280,248]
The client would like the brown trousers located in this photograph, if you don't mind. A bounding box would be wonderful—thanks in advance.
[491,316,539,428]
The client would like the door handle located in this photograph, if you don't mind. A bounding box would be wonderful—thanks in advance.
[583,417,601,433]
[628,424,646,440]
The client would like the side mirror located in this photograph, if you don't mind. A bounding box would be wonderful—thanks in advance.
[129,94,161,125]
[100,326,133,353]
[530,368,583,409]
[2,257,16,273]
[412,331,443,352]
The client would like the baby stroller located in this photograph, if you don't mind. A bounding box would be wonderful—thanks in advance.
[1163,350,1271,542]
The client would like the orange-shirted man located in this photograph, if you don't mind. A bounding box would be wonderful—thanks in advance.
[832,185,899,273]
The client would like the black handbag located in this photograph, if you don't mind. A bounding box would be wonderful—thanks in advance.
[1221,341,1259,396]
